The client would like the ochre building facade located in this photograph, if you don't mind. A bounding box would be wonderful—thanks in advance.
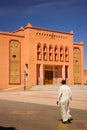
[0,23,86,90]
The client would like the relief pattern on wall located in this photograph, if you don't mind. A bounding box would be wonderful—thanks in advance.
[9,40,21,84]
[73,48,81,84]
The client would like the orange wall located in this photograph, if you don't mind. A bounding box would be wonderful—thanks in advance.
[25,27,74,85]
[84,70,87,83]
[0,32,24,89]
[0,24,85,89]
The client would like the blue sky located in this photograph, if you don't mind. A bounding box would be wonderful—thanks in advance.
[0,0,87,69]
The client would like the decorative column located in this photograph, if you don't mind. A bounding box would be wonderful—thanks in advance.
[40,64,44,85]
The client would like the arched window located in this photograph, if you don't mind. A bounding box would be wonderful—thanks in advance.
[60,46,64,62]
[37,43,42,60]
[43,44,47,61]
[54,45,58,61]
[65,47,69,62]
[49,45,53,61]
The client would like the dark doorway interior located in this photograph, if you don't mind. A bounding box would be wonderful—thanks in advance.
[44,71,53,84]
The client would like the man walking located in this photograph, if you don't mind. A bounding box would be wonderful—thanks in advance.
[57,79,72,123]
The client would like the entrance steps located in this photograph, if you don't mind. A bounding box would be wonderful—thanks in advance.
[29,85,87,91]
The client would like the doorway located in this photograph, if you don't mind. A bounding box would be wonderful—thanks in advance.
[44,71,53,84]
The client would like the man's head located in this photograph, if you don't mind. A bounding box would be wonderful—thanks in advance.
[61,79,66,85]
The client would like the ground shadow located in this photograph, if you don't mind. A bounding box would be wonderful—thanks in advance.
[0,126,17,130]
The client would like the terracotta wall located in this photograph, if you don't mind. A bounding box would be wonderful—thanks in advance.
[0,24,86,90]
[22,27,74,86]
[84,70,87,84]
[0,32,24,89]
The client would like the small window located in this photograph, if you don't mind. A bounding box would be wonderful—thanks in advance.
[60,46,64,62]
[49,45,53,61]
[37,43,42,60]
[65,47,69,62]
[43,44,47,61]
[54,46,58,61]
[12,55,16,58]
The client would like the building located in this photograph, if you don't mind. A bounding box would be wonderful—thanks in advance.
[0,23,85,90]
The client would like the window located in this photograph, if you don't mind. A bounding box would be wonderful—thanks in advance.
[60,46,64,62]
[43,44,47,61]
[54,46,58,61]
[65,47,69,62]
[37,43,41,60]
[49,45,53,61]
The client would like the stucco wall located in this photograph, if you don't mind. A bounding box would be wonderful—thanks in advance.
[0,24,86,90]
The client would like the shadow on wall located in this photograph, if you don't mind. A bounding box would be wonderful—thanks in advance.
[0,126,17,130]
